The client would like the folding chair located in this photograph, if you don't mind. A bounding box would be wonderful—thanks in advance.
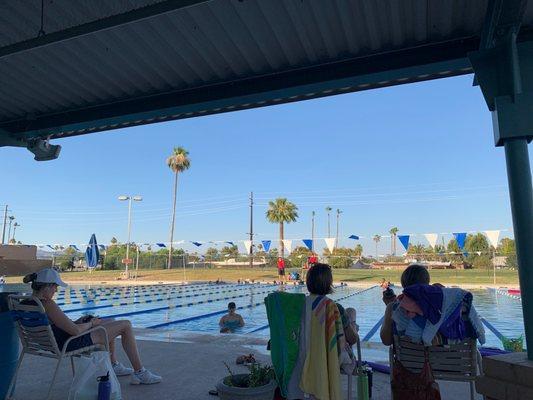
[6,295,109,400]
[390,336,483,400]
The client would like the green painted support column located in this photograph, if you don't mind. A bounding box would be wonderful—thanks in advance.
[504,139,533,359]
[470,38,533,359]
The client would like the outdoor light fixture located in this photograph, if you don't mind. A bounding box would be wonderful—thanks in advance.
[118,194,143,278]
[26,138,61,161]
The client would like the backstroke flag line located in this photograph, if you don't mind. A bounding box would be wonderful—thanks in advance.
[261,240,271,252]
[398,235,410,251]
[243,240,252,254]
[453,232,467,249]
[282,239,292,253]
[302,239,313,251]
[484,230,500,248]
[424,233,438,248]
[324,238,336,253]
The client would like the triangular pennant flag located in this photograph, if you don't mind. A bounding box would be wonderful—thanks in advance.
[348,235,359,240]
[398,235,410,251]
[484,230,500,248]
[324,238,336,253]
[476,251,482,256]
[69,245,80,251]
[191,241,203,247]
[423,233,438,248]
[243,240,252,254]
[156,243,166,248]
[282,239,292,253]
[225,241,235,246]
[302,239,313,251]
[463,251,469,257]
[453,232,467,249]
[261,240,271,252]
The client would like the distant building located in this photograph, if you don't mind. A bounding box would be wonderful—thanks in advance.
[0,244,52,276]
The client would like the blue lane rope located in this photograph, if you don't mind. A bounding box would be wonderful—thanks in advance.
[362,316,384,342]
[481,317,505,341]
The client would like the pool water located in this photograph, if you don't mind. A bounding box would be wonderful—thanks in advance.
[57,283,525,349]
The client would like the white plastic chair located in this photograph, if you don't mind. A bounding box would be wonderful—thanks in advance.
[390,336,483,400]
[6,295,109,400]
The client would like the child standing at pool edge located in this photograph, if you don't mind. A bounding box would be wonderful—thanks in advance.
[219,302,245,333]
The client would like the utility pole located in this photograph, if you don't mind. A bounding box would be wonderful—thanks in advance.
[1,205,8,244]
[248,192,254,268]
[336,209,342,250]
[7,216,15,243]
[311,211,315,253]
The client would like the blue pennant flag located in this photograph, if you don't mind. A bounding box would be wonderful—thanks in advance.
[463,251,469,257]
[302,239,313,251]
[453,232,467,249]
[156,243,166,248]
[225,241,235,246]
[191,241,202,247]
[348,235,360,240]
[85,234,100,269]
[69,245,80,251]
[98,245,106,251]
[47,245,54,250]
[398,235,410,251]
[261,240,271,252]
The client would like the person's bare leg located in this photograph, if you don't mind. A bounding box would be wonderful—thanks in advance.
[91,320,142,370]
[99,320,118,363]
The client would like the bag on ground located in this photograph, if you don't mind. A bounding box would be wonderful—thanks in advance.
[68,351,121,400]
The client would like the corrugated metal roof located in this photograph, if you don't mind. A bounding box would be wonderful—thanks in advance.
[1,0,532,141]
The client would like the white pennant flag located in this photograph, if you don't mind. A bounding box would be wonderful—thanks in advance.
[424,233,439,248]
[324,238,336,253]
[243,240,252,254]
[282,239,292,254]
[484,230,500,248]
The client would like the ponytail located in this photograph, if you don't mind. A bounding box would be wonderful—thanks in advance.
[23,272,37,284]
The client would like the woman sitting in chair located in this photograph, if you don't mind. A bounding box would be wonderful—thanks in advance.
[23,268,161,385]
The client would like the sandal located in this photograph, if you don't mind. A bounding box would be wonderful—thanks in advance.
[208,389,218,396]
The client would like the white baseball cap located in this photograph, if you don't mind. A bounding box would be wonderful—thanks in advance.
[35,268,68,287]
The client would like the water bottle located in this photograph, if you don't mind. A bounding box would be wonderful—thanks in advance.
[356,369,369,400]
[97,372,111,400]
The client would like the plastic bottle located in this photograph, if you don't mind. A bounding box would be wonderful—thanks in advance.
[357,369,369,400]
[97,372,111,400]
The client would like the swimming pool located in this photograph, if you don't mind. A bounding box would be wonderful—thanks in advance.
[56,283,525,349]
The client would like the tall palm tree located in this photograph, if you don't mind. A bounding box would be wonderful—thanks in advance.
[266,198,298,258]
[373,234,381,259]
[389,227,399,255]
[325,206,332,237]
[166,146,191,269]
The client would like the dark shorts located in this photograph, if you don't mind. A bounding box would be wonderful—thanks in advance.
[278,268,285,276]
[53,325,94,352]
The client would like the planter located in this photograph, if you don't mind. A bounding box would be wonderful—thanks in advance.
[216,374,277,400]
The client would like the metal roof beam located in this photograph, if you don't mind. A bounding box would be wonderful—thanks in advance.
[480,0,528,49]
[0,0,211,60]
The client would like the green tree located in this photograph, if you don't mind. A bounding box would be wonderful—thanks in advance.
[325,247,356,268]
[288,246,311,268]
[407,243,426,256]
[373,235,381,258]
[389,227,399,255]
[447,239,463,263]
[498,238,516,255]
[465,233,489,253]
[266,198,298,258]
[205,247,220,261]
[354,244,363,256]
[166,146,191,269]
[110,237,118,245]
[221,245,239,258]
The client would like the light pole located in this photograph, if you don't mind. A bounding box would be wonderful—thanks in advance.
[12,222,20,242]
[7,216,15,243]
[118,195,142,278]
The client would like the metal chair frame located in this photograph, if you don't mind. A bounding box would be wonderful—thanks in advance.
[389,335,483,400]
[6,295,109,400]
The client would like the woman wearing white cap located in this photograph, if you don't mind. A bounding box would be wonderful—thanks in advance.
[23,268,162,385]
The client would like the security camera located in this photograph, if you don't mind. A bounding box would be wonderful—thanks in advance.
[26,138,61,161]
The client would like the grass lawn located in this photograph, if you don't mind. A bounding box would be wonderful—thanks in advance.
[6,266,519,286]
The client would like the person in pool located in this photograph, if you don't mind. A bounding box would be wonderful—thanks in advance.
[22,268,162,385]
[219,302,245,333]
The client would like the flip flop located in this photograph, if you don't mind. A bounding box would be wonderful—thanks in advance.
[208,389,218,396]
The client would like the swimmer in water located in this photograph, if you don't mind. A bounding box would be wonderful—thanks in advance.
[219,302,245,333]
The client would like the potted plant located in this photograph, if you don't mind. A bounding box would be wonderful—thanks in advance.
[216,362,277,400]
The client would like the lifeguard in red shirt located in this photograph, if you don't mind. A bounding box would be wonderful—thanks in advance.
[277,257,286,283]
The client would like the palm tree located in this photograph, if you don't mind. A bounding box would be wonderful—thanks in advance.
[166,146,191,269]
[325,207,332,237]
[373,234,381,259]
[266,198,298,258]
[389,227,399,255]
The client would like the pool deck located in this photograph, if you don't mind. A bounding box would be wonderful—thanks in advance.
[12,330,483,400]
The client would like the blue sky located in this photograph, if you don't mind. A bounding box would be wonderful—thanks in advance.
[1,74,527,255]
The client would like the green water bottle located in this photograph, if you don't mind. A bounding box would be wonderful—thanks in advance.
[357,370,369,400]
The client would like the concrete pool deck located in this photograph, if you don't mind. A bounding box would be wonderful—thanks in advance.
[11,331,483,400]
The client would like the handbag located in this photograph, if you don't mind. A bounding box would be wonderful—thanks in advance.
[391,347,441,400]
[68,351,122,400]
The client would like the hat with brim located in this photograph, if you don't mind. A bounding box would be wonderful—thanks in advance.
[35,268,68,287]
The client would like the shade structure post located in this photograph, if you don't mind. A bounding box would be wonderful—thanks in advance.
[470,34,533,359]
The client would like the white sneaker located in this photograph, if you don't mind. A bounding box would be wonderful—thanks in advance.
[131,368,162,385]
[113,362,134,376]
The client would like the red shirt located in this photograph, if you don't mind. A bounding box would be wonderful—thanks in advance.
[309,255,318,264]
[277,258,285,270]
